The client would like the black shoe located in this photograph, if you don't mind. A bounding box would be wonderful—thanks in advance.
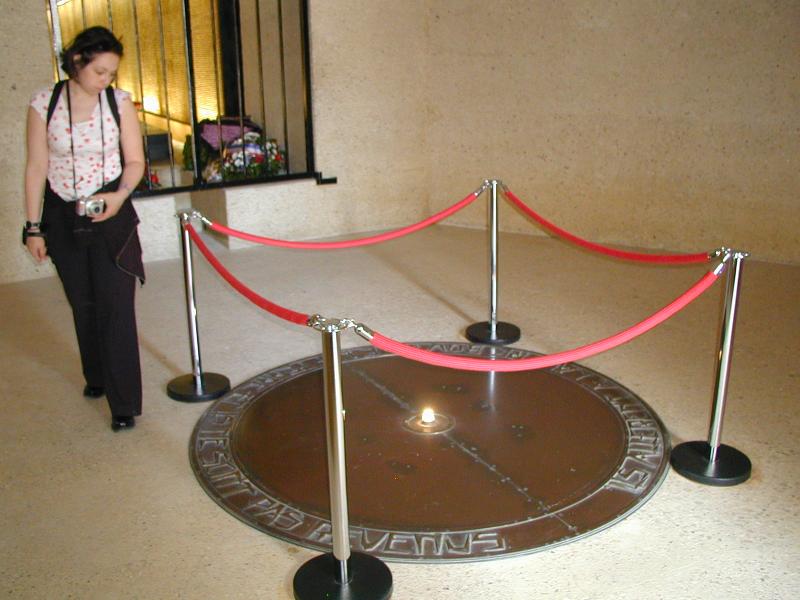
[83,385,105,398]
[111,415,135,431]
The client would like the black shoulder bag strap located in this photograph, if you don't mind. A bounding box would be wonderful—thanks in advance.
[47,82,121,130]
[46,81,122,131]
[104,86,124,169]
[105,86,120,124]
[46,80,67,126]
[31,81,68,245]
[46,82,124,191]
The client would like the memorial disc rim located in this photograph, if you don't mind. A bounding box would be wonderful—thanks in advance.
[189,342,671,563]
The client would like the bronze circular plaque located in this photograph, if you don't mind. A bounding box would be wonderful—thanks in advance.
[190,343,670,562]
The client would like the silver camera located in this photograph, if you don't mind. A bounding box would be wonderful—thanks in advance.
[76,197,105,217]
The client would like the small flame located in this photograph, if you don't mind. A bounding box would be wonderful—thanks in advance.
[421,408,436,424]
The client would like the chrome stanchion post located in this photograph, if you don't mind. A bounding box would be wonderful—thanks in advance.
[166,211,231,402]
[671,249,752,485]
[466,179,521,345]
[323,325,350,581]
[294,317,392,600]
[490,179,499,337]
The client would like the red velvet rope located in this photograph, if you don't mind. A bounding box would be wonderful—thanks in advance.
[207,191,480,249]
[185,224,310,326]
[369,270,719,371]
[504,188,710,264]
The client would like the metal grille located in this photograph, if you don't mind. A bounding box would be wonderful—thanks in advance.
[46,0,315,195]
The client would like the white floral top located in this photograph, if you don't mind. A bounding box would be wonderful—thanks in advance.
[30,84,129,200]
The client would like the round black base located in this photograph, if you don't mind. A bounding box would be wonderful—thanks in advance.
[293,552,392,600]
[465,321,521,345]
[670,441,751,486]
[167,373,230,402]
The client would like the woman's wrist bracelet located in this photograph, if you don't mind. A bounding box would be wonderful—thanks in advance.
[22,224,45,244]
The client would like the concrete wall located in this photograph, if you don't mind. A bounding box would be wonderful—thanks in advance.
[2,1,798,284]
[424,1,800,261]
[0,0,54,283]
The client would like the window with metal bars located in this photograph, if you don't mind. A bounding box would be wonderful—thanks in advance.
[46,0,320,196]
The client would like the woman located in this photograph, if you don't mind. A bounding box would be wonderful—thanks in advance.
[24,26,145,431]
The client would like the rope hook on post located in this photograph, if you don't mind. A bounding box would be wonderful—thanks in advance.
[166,210,231,402]
[466,179,522,346]
[671,249,752,486]
[293,316,393,600]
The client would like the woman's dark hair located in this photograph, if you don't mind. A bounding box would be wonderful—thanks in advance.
[60,26,123,77]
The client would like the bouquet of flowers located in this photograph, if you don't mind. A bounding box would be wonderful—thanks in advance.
[183,117,285,183]
[222,132,284,180]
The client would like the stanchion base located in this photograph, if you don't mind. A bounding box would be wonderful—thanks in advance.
[293,552,392,600]
[167,373,230,402]
[670,441,751,486]
[465,321,521,345]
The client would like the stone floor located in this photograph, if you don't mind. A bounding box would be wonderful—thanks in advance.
[1,225,798,599]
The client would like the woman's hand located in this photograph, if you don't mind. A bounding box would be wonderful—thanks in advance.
[26,235,48,263]
[90,190,126,222]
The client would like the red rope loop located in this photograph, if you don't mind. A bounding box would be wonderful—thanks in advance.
[503,187,710,264]
[207,190,481,249]
[367,270,720,372]
[185,224,310,326]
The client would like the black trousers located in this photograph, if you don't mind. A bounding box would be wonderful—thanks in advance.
[43,192,142,417]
